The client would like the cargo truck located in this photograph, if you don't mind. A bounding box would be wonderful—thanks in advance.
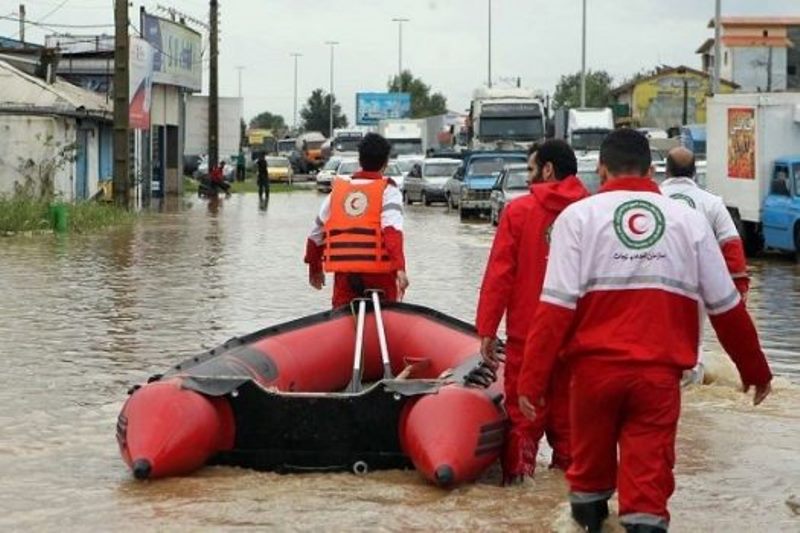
[553,107,614,153]
[706,93,800,256]
[468,87,546,151]
[379,119,427,157]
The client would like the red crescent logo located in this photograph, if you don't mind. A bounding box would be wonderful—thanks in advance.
[628,213,647,235]
[349,197,359,211]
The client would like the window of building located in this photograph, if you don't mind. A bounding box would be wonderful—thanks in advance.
[789,65,798,76]
[763,30,769,37]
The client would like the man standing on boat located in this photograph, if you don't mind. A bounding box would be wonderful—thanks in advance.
[475,139,589,484]
[305,133,409,308]
[517,129,771,533]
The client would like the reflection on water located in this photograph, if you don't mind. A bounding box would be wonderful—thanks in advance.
[0,191,798,531]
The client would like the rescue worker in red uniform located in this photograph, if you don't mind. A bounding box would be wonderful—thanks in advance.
[660,147,750,384]
[305,133,409,308]
[475,140,589,484]
[518,129,772,533]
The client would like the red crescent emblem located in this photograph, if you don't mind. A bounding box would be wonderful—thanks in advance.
[349,197,360,211]
[628,213,647,235]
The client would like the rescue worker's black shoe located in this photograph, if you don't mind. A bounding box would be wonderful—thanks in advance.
[571,500,609,533]
[623,525,667,533]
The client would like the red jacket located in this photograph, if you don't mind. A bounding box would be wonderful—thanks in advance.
[475,175,589,342]
[517,178,772,403]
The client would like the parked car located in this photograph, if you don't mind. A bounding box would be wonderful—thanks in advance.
[316,156,342,192]
[489,163,529,225]
[393,158,423,181]
[384,161,405,191]
[405,158,461,206]
[266,156,293,183]
[445,152,527,220]
[334,159,360,181]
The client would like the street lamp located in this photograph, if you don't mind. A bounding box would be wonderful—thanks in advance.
[487,0,492,88]
[580,0,587,107]
[235,65,244,98]
[325,41,339,138]
[391,18,409,86]
[290,53,302,131]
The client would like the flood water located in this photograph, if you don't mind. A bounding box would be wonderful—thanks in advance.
[0,191,798,531]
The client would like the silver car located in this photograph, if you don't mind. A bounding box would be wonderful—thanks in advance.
[489,164,529,226]
[405,158,462,206]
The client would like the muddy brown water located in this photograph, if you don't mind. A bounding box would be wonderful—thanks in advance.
[0,191,798,531]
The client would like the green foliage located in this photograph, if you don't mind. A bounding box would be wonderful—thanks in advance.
[0,198,133,234]
[552,70,615,109]
[300,89,348,137]
[387,70,448,117]
[249,111,286,132]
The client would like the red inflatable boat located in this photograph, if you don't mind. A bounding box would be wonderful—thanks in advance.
[117,298,507,487]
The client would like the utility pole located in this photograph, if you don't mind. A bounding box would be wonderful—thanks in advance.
[580,0,587,107]
[208,0,219,169]
[487,0,492,88]
[391,18,409,86]
[235,66,244,98]
[712,0,722,94]
[325,41,338,138]
[291,53,302,131]
[18,4,25,44]
[113,0,130,208]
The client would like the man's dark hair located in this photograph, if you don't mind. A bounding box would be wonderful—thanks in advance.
[527,141,540,158]
[359,133,392,171]
[599,128,652,176]
[666,152,696,178]
[534,139,577,180]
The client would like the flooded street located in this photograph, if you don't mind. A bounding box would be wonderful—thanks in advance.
[1,191,798,531]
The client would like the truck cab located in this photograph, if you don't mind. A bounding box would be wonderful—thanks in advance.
[763,158,800,252]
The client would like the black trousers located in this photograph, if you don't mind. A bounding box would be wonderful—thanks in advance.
[258,179,270,201]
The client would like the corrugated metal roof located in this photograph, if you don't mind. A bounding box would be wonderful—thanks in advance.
[0,59,110,120]
[709,17,800,28]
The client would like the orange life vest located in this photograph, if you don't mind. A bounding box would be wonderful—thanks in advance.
[324,178,393,274]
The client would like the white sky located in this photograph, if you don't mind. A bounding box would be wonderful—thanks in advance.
[1,0,797,125]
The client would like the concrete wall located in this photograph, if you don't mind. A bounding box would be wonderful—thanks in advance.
[0,115,74,198]
[0,115,107,201]
[731,47,788,92]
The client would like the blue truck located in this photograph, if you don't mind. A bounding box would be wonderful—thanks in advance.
[446,151,527,221]
[707,93,800,256]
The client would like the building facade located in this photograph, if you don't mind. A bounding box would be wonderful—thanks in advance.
[611,66,737,130]
[697,17,800,92]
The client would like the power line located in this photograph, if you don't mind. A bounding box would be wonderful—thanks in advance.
[0,15,113,28]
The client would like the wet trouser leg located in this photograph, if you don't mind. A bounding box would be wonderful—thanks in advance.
[567,362,679,532]
[545,361,571,470]
[502,339,544,481]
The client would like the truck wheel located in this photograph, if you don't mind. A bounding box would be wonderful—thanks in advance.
[794,223,800,262]
[491,207,498,226]
[422,191,431,206]
[459,207,470,222]
[404,191,412,205]
[743,221,764,257]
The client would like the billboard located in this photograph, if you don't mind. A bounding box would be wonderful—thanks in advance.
[727,107,756,180]
[142,12,203,91]
[356,92,411,125]
[184,95,243,157]
[129,36,155,129]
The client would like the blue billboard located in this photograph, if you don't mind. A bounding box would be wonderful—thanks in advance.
[356,92,411,125]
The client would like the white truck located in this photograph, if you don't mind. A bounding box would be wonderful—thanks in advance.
[378,119,427,158]
[468,87,546,151]
[706,93,800,255]
[553,107,614,153]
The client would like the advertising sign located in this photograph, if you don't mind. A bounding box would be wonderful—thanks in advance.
[129,36,155,130]
[727,107,756,180]
[356,93,411,125]
[142,12,203,91]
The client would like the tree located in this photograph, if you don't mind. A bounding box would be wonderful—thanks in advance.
[552,70,614,109]
[387,70,448,117]
[249,111,286,132]
[300,89,348,137]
